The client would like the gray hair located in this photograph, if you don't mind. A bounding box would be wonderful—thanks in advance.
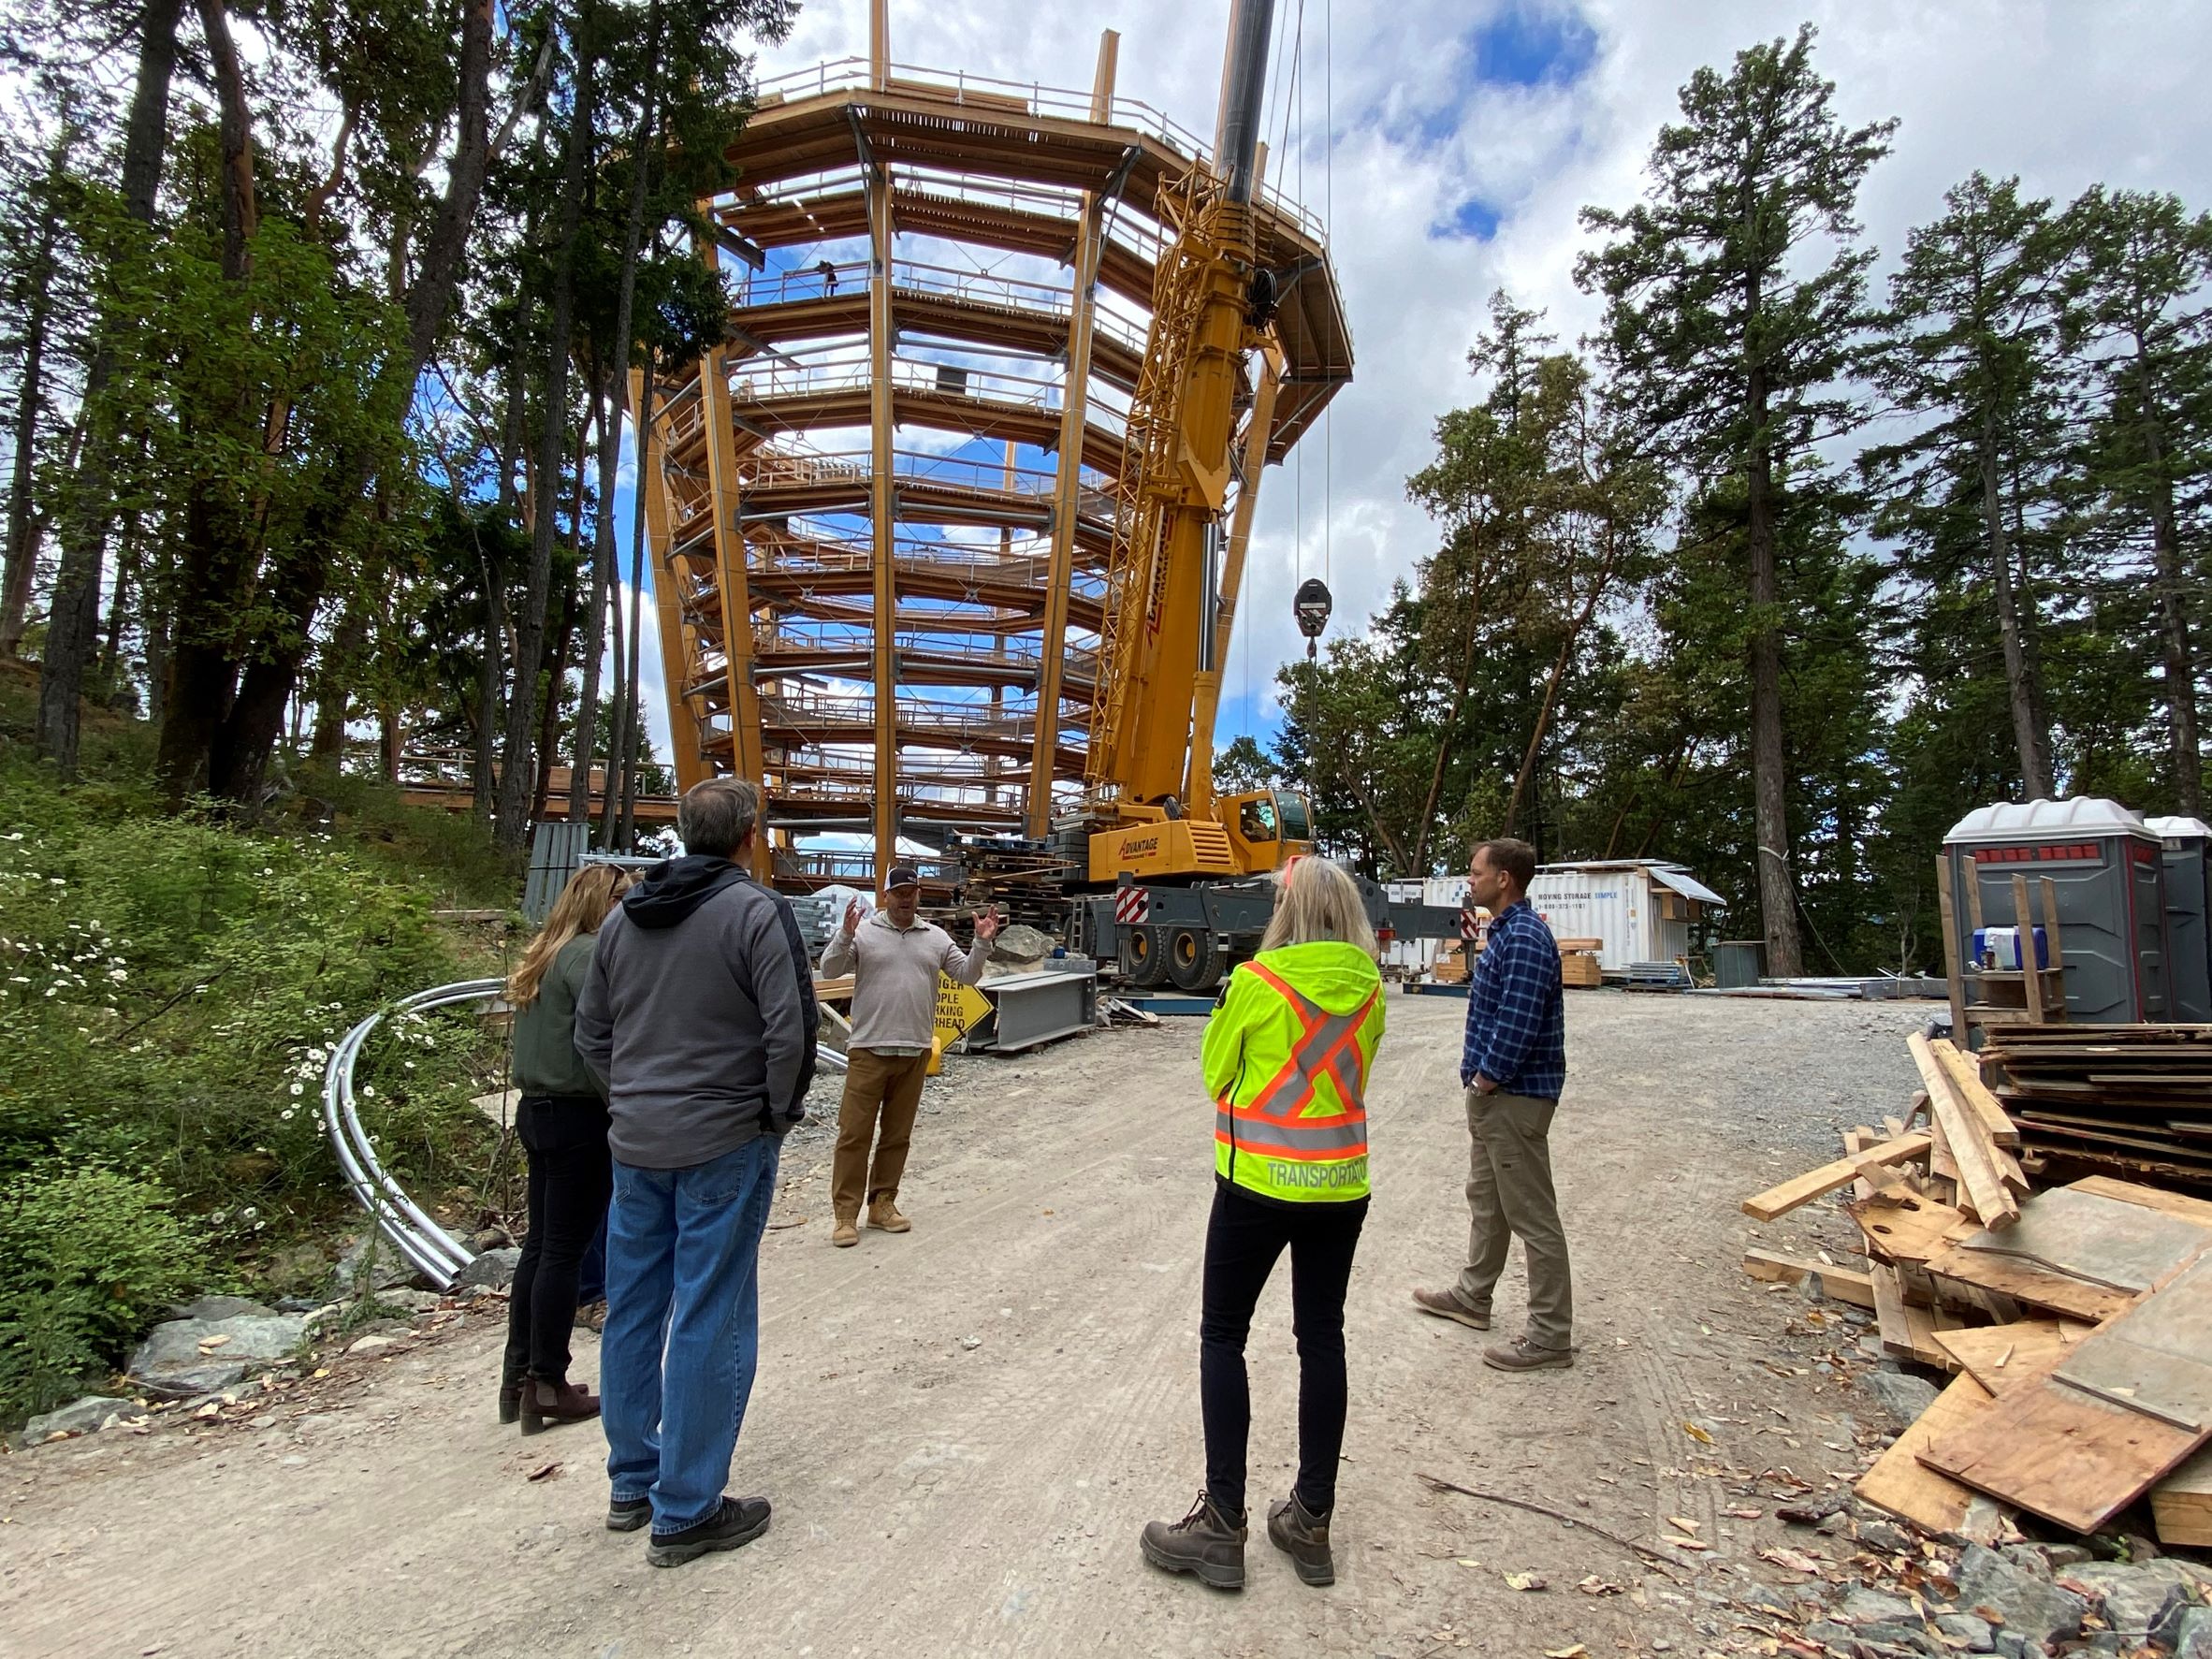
[677,777,762,858]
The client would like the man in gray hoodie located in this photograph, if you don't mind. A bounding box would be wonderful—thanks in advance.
[575,776,816,1566]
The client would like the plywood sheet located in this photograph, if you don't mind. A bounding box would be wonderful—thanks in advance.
[1930,1318,2096,1395]
[1850,1190,1967,1265]
[1920,1238,2132,1324]
[1856,1373,2011,1543]
[1956,1186,2212,1294]
[2054,1251,2212,1431]
[2153,1445,2212,1549]
[2070,1175,2212,1230]
[1917,1375,2203,1535]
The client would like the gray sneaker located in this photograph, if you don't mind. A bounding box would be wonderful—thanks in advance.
[1411,1288,1491,1331]
[1140,1492,1246,1590]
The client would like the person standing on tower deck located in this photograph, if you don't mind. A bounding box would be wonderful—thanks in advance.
[819,866,1000,1247]
[1412,837,1575,1371]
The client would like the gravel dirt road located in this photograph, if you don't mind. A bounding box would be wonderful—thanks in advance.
[0,991,1938,1657]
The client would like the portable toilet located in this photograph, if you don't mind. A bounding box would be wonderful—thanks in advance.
[1943,798,2173,1025]
[2147,816,2212,1023]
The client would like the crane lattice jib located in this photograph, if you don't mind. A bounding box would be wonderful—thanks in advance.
[1086,168,1236,795]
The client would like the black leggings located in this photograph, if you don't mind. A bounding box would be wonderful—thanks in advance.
[1199,1179,1368,1521]
[502,1096,614,1388]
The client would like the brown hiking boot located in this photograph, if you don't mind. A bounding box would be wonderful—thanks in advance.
[1483,1335,1573,1371]
[1411,1288,1491,1331]
[831,1215,860,1247]
[1140,1492,1246,1590]
[1267,1493,1335,1586]
[518,1377,602,1434]
[868,1197,911,1233]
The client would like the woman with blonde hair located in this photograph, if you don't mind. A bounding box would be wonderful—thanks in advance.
[501,862,632,1433]
[1141,854,1386,1593]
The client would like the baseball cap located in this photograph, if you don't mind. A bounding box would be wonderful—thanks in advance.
[885,865,921,889]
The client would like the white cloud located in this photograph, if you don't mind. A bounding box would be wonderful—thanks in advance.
[720,0,2212,756]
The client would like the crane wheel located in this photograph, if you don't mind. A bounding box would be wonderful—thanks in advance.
[1124,924,1172,989]
[1165,925,1222,994]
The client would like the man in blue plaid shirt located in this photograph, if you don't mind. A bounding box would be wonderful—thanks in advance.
[1413,837,1573,1370]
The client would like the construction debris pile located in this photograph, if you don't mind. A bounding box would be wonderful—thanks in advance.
[1739,1026,2212,1615]
[1980,1027,2212,1190]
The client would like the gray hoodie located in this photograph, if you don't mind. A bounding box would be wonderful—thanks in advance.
[575,855,816,1170]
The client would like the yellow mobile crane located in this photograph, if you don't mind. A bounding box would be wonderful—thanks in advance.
[1084,0,1317,893]
[1060,0,1461,992]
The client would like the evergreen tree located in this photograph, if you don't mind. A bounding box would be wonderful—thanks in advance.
[1577,23,1896,976]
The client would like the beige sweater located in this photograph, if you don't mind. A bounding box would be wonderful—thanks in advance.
[821,910,991,1051]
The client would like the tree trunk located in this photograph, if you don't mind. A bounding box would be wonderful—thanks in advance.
[1504,543,1619,834]
[2132,357,2204,817]
[567,370,610,824]
[573,0,662,831]
[195,0,501,808]
[1744,356,1805,978]
[531,573,580,827]
[473,547,503,820]
[497,3,596,850]
[1981,421,2053,800]
[0,124,71,659]
[609,364,657,849]
[36,0,183,772]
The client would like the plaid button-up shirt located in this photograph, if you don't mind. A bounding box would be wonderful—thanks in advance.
[1461,898,1566,1099]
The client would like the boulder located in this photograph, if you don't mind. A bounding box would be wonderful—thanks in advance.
[331,1230,420,1293]
[454,1247,520,1290]
[1955,1544,2088,1649]
[2168,1605,2212,1659]
[23,1395,134,1442]
[1861,1370,1941,1430]
[128,1312,307,1400]
[177,1295,275,1321]
[2060,1561,2201,1639]
[987,924,1055,965]
[1840,1588,1920,1625]
[377,1288,444,1314]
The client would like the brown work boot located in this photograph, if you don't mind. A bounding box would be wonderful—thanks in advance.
[1483,1335,1573,1372]
[1267,1492,1335,1587]
[831,1214,860,1247]
[518,1377,602,1434]
[1140,1492,1246,1590]
[1411,1287,1491,1331]
[868,1196,911,1233]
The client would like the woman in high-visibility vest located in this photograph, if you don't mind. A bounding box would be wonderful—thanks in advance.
[1140,855,1387,1593]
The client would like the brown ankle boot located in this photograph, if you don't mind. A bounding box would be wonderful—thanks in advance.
[831,1214,860,1247]
[518,1378,601,1435]
[1139,1492,1245,1589]
[867,1196,910,1233]
[1267,1492,1334,1586]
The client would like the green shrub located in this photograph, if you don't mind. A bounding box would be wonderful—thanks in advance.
[0,1163,203,1419]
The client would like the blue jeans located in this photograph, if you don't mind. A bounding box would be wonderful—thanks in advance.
[602,1136,782,1535]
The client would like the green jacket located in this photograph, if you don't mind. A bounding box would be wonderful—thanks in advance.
[512,934,606,1099]
[1203,941,1386,1203]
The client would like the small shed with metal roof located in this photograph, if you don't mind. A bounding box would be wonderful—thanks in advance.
[1525,859,1725,973]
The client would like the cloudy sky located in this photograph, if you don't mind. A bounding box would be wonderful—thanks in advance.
[624,0,2212,764]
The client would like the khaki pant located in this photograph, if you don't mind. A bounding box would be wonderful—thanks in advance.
[833,1048,931,1219]
[1454,1087,1573,1351]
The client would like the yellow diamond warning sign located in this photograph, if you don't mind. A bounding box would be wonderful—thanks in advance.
[935,975,992,1045]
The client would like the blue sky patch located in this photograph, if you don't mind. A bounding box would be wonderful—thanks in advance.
[1434,196,1503,240]
[1468,5,1597,88]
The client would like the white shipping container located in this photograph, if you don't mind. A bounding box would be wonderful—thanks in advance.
[1382,877,1474,974]
[1526,861,1723,971]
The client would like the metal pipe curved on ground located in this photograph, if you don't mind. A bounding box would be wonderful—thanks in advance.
[323,979,849,1291]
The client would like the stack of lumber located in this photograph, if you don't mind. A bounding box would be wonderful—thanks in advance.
[1981,1025,2212,1189]
[1432,940,1469,984]
[1557,937,1603,990]
[1741,1030,2212,1546]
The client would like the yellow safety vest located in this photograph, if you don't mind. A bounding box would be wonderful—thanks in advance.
[1204,941,1386,1203]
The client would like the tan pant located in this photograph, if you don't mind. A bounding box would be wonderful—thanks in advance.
[833,1048,930,1218]
[1455,1087,1573,1351]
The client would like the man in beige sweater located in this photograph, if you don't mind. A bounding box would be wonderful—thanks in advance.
[819,866,999,1245]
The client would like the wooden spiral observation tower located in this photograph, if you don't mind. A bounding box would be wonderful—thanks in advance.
[636,4,1349,891]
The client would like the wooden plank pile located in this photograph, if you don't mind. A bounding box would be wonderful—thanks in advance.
[1556,936,1603,990]
[1981,1024,2212,1189]
[1741,1030,2212,1546]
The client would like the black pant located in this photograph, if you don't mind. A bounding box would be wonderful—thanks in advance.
[502,1096,614,1387]
[1199,1179,1368,1521]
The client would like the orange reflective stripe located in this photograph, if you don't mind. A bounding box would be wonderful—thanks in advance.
[1230,961,1377,1127]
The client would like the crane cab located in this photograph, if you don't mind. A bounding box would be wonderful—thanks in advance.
[1084,789,1315,883]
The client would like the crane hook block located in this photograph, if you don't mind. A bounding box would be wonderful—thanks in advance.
[1293,576,1332,662]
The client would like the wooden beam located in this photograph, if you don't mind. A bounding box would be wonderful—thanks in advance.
[866,139,898,882]
[1929,1038,2020,1148]
[1741,1133,1933,1223]
[633,365,706,793]
[1910,1032,2019,1230]
[1741,1248,1878,1309]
